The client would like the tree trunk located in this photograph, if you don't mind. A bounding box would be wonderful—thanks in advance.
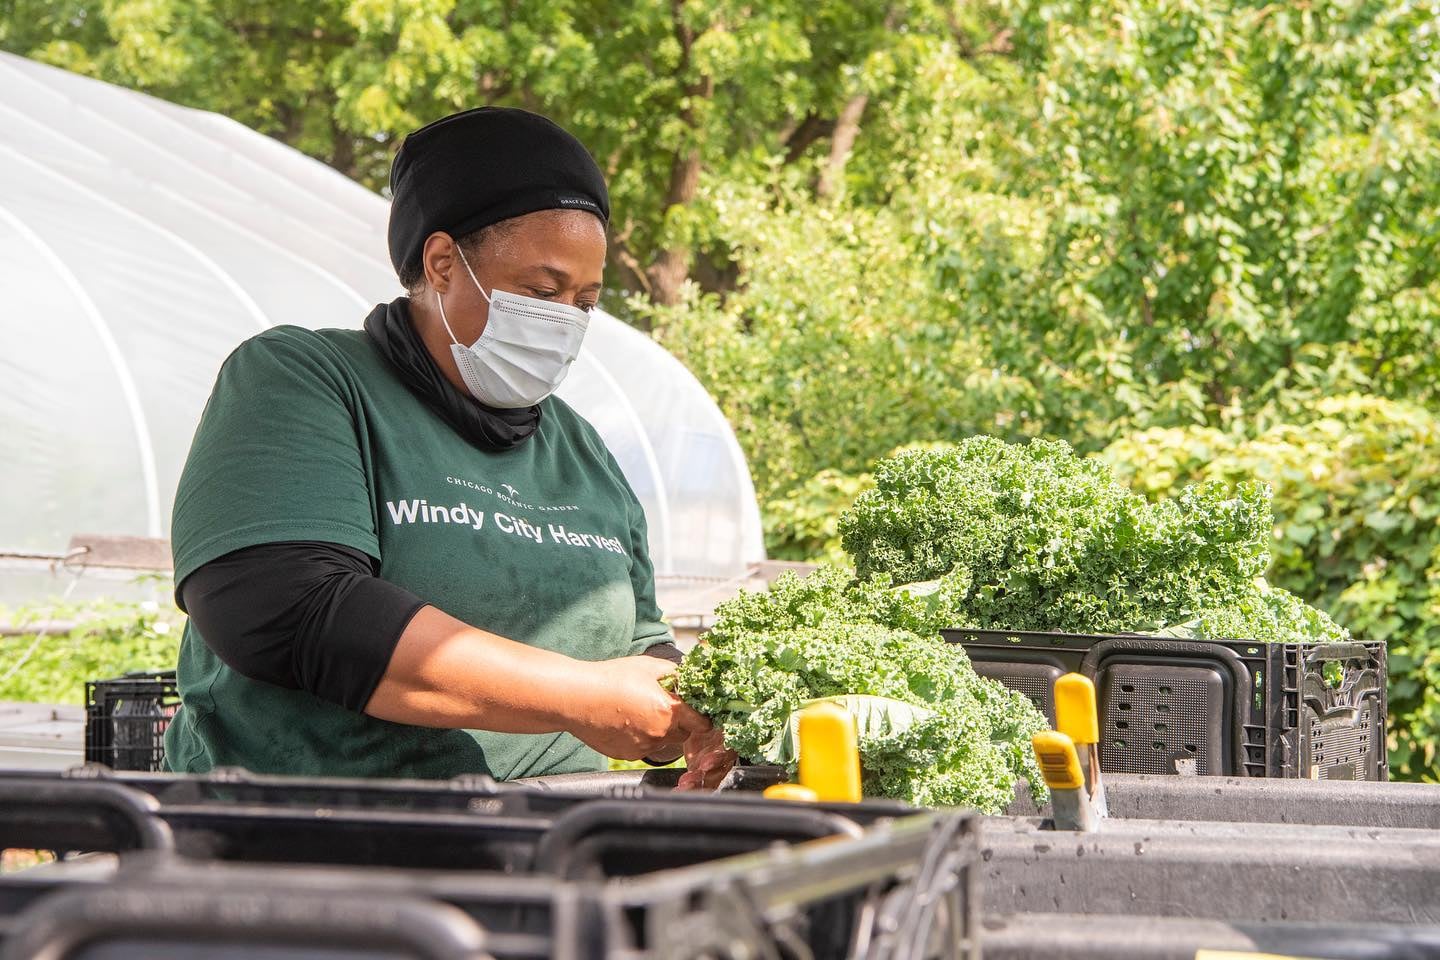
[646,143,703,306]
[329,118,358,180]
[782,112,835,166]
[643,0,714,307]
[815,8,898,200]
[816,93,869,199]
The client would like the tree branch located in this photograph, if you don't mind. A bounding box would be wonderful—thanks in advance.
[476,70,513,102]
[609,223,653,300]
[782,112,835,165]
[815,8,900,199]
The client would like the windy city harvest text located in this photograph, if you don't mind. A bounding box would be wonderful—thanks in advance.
[385,500,626,555]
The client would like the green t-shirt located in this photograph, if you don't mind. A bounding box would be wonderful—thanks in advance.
[163,325,671,780]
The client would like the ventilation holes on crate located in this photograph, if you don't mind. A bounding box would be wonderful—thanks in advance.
[1001,674,1055,719]
[1102,673,1217,776]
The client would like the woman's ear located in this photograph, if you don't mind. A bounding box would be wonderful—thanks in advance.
[421,232,456,294]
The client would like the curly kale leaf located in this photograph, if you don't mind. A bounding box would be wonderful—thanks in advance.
[674,621,1048,813]
[1156,580,1352,646]
[838,437,1275,634]
[701,564,974,646]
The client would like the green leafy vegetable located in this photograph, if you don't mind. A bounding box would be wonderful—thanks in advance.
[838,437,1318,639]
[675,571,1048,813]
[1160,581,1352,646]
[765,695,937,766]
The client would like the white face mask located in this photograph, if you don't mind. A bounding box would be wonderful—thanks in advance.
[435,246,590,409]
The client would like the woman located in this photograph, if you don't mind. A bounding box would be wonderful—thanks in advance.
[162,107,717,781]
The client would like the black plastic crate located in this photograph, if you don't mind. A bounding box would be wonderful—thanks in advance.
[0,774,869,877]
[83,671,178,772]
[609,811,978,960]
[0,765,913,826]
[943,629,1387,780]
[0,810,977,960]
[1,880,487,960]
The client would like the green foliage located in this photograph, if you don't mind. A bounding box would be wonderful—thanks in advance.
[993,0,1440,423]
[675,593,1047,812]
[1104,395,1440,780]
[644,0,1440,555]
[761,469,873,565]
[0,0,990,304]
[840,437,1278,635]
[645,169,1043,506]
[0,597,183,705]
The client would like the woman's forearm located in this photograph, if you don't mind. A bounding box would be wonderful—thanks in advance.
[362,604,708,762]
[362,604,584,732]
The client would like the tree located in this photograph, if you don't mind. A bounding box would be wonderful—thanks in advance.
[646,0,1440,553]
[1,0,995,307]
[992,0,1440,428]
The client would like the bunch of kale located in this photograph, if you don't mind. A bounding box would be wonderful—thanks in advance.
[674,566,1049,812]
[838,436,1348,641]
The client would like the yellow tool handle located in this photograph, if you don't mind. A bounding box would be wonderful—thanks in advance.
[797,701,863,803]
[1031,731,1086,790]
[1054,673,1100,745]
[763,783,819,802]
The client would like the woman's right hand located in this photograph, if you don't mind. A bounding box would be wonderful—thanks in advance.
[565,655,712,761]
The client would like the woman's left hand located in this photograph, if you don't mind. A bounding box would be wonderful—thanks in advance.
[674,726,738,792]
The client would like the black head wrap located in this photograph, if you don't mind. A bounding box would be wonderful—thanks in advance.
[386,106,610,280]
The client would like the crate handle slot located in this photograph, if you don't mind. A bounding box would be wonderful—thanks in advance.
[0,778,172,853]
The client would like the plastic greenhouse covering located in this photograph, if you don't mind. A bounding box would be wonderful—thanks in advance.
[0,52,765,610]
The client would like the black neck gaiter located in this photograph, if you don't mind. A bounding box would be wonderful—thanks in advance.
[363,297,542,451]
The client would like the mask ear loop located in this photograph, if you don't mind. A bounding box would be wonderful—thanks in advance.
[435,287,463,347]
[435,243,494,348]
[455,244,494,305]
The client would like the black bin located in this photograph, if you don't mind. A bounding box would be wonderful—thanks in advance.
[945,629,1387,780]
[84,671,178,772]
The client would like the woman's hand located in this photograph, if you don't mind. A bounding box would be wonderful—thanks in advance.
[565,656,712,761]
[675,727,739,792]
